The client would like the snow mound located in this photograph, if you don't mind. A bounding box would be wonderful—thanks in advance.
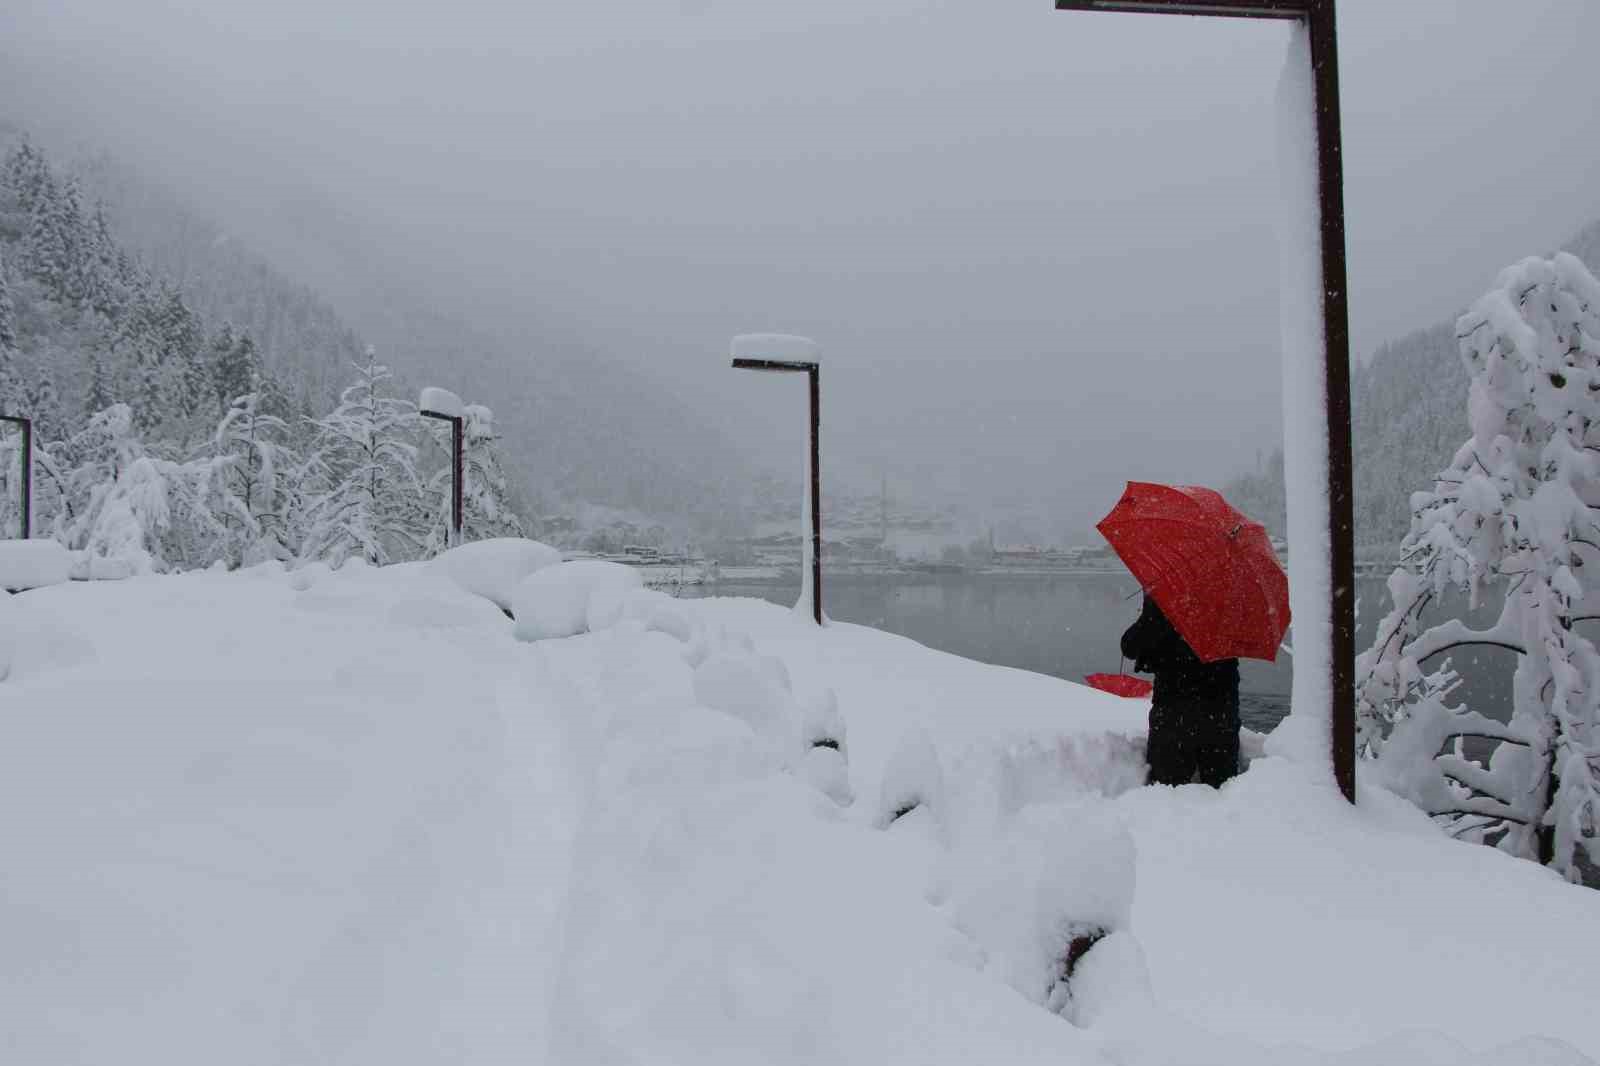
[731,333,820,362]
[418,386,463,418]
[878,728,945,828]
[692,651,799,751]
[0,591,95,682]
[0,540,72,590]
[287,560,332,591]
[68,552,138,581]
[429,537,562,611]
[947,804,1136,1013]
[511,560,644,641]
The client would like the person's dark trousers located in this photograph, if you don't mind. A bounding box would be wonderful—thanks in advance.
[1145,705,1240,787]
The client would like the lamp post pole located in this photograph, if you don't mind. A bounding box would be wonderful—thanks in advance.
[419,410,464,549]
[0,414,31,541]
[1055,0,1355,803]
[732,356,823,625]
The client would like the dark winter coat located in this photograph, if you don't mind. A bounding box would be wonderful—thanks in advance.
[1121,593,1241,787]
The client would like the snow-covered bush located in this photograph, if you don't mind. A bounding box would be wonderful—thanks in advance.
[947,805,1136,1016]
[34,403,228,572]
[1357,253,1600,879]
[510,559,643,641]
[692,651,800,754]
[212,385,296,566]
[427,536,561,611]
[877,728,945,829]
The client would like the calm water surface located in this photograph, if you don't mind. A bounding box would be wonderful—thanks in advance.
[687,573,1522,735]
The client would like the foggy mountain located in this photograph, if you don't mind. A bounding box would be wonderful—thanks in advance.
[49,131,766,537]
[1226,216,1600,549]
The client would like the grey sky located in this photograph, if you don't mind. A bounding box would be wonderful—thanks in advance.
[3,0,1597,539]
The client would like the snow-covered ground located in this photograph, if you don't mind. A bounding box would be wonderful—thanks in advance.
[3,560,1597,1065]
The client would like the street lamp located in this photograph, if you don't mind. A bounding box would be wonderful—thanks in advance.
[419,388,464,550]
[0,413,31,540]
[731,334,823,625]
[1056,0,1355,803]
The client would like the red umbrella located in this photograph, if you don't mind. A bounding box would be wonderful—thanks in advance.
[1084,673,1154,699]
[1096,482,1290,663]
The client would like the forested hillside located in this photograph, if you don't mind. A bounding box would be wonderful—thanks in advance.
[0,136,524,570]
[1225,217,1600,550]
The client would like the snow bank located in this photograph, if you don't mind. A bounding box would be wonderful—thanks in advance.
[6,576,1600,1066]
[510,559,643,641]
[0,539,72,590]
[67,552,138,581]
[428,536,561,610]
[878,728,946,828]
[417,385,463,418]
[948,804,1136,1013]
[692,650,801,754]
[0,591,95,682]
[1,566,569,1064]
[730,332,820,362]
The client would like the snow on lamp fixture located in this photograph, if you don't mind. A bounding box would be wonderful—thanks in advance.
[1055,0,1355,803]
[731,335,823,625]
[0,414,30,540]
[419,388,465,549]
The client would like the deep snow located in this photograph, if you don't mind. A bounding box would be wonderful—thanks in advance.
[2,564,1597,1065]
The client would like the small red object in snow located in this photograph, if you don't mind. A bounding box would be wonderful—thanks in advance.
[1084,673,1153,699]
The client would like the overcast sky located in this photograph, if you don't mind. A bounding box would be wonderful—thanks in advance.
[3,0,1597,537]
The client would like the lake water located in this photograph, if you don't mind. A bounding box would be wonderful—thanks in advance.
[687,572,1522,735]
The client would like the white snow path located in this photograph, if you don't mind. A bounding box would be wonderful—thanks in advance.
[1,565,586,1064]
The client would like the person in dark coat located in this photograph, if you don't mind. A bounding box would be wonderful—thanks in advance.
[1121,593,1240,787]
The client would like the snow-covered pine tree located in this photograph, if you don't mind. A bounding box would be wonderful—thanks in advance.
[1357,252,1600,881]
[23,172,86,308]
[299,351,425,565]
[3,139,52,219]
[83,351,113,420]
[26,361,66,441]
[421,402,523,554]
[36,403,226,571]
[212,381,295,566]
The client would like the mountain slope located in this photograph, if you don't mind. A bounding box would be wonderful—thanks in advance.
[1225,216,1600,549]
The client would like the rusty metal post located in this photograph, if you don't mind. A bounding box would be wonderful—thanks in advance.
[1306,0,1356,805]
[452,414,465,549]
[1055,0,1356,803]
[809,364,823,626]
[0,414,29,540]
[420,410,465,548]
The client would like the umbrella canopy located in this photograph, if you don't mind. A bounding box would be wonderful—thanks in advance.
[1096,482,1290,663]
[1084,673,1154,699]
